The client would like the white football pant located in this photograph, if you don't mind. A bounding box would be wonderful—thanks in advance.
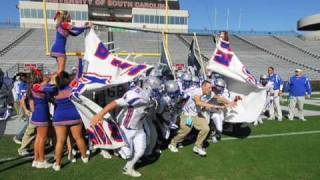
[119,127,146,170]
[211,112,224,133]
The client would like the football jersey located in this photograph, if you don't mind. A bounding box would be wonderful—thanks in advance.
[157,94,183,122]
[115,86,151,130]
[213,87,231,101]
[263,81,274,110]
[177,79,183,92]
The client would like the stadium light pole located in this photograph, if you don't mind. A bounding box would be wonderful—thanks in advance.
[226,8,230,30]
[214,8,217,29]
[238,8,242,30]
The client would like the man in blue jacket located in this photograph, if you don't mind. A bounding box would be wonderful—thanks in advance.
[285,69,312,121]
[267,67,283,121]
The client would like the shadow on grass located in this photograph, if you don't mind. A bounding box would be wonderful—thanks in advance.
[135,153,161,170]
[0,158,33,173]
[0,154,33,165]
[223,123,252,139]
[0,142,101,172]
[0,120,7,137]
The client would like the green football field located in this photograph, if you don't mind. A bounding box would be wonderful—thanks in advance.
[0,95,320,180]
[1,115,320,180]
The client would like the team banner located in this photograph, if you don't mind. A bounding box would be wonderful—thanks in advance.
[72,29,152,149]
[74,28,152,94]
[72,95,126,149]
[207,38,267,123]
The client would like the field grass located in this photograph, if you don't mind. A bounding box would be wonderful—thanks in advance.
[280,96,320,111]
[280,101,320,111]
[311,94,320,98]
[1,117,320,180]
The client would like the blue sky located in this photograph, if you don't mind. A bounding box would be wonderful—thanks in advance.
[1,0,320,31]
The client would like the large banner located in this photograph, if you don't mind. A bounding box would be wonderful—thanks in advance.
[72,95,126,149]
[74,29,152,94]
[207,38,266,123]
[72,29,152,149]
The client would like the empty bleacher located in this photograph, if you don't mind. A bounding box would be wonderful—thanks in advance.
[274,35,320,57]
[0,28,30,51]
[113,31,161,65]
[239,35,320,71]
[1,27,320,80]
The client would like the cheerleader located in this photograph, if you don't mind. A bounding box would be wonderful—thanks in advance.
[52,71,88,171]
[51,11,91,74]
[29,68,55,168]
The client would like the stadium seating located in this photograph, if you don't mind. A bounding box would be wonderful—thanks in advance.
[0,28,30,52]
[180,34,320,80]
[238,35,320,71]
[0,27,320,80]
[273,35,320,57]
[113,31,161,65]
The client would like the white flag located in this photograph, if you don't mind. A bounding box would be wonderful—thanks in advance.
[72,95,126,149]
[71,29,152,149]
[74,29,152,93]
[207,38,266,123]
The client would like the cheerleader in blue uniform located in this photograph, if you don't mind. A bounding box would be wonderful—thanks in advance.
[52,71,88,171]
[51,11,91,74]
[29,68,56,169]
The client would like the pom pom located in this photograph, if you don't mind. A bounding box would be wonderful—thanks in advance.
[61,22,72,30]
[31,67,42,76]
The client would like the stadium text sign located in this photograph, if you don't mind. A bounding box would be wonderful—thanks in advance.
[43,0,167,9]
[107,0,165,9]
[44,0,97,5]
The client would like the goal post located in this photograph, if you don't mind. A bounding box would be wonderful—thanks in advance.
[41,0,160,58]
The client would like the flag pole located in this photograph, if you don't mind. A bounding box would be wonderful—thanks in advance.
[162,32,176,80]
[193,32,206,78]
[165,0,169,48]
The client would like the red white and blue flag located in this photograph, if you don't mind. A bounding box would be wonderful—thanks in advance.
[72,29,152,149]
[207,38,266,123]
[74,29,152,94]
[72,95,126,149]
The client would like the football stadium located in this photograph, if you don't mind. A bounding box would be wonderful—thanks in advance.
[0,0,320,179]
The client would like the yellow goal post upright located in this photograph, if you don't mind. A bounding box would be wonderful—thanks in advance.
[41,0,160,58]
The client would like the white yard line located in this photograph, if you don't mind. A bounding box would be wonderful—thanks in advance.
[223,130,320,141]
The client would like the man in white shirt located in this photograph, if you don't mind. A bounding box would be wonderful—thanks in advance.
[168,80,224,156]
